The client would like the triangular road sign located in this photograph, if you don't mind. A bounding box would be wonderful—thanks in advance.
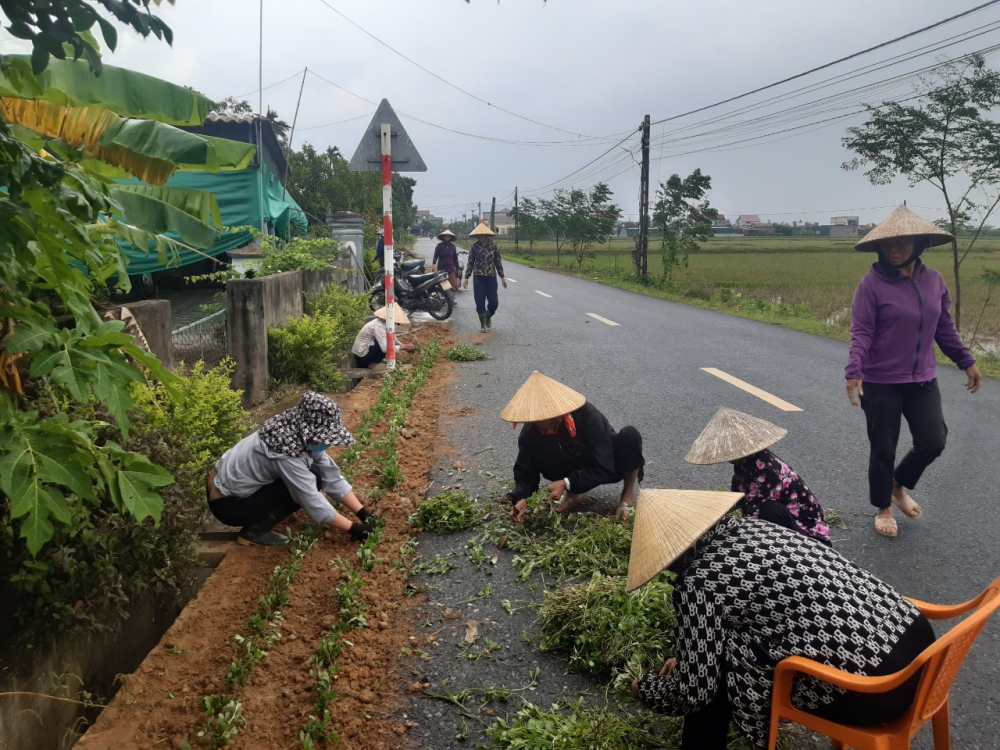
[348,99,427,173]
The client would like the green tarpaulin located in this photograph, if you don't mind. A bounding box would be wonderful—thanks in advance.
[116,164,308,275]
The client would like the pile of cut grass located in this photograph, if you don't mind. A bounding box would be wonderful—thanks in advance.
[505,493,632,579]
[446,344,490,361]
[539,573,675,691]
[410,490,482,534]
[484,699,681,750]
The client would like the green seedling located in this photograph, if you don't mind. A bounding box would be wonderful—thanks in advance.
[198,695,244,749]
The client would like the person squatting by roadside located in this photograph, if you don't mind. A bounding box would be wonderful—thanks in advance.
[628,489,936,750]
[206,392,375,546]
[845,204,982,538]
[463,220,507,333]
[351,303,415,368]
[501,371,645,523]
[685,407,831,545]
[433,228,460,302]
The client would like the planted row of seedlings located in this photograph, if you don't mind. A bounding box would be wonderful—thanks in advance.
[185,528,318,748]
[297,340,442,747]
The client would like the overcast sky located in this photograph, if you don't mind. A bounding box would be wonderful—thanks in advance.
[7,0,999,224]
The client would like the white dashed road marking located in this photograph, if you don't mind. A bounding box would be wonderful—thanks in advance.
[701,367,803,412]
[506,278,518,283]
[586,313,620,326]
[534,290,553,298]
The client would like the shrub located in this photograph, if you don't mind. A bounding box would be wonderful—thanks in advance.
[131,360,252,492]
[269,286,370,392]
[256,237,343,276]
[539,573,675,690]
[268,315,346,392]
[410,491,482,533]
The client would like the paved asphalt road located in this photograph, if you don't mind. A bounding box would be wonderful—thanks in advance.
[406,238,1000,748]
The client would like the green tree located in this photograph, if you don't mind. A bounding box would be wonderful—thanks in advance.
[650,169,716,282]
[842,54,1000,330]
[562,183,621,271]
[540,193,570,264]
[392,174,417,237]
[509,197,549,251]
[211,96,254,117]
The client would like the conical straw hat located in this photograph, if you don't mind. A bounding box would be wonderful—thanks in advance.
[500,371,586,422]
[855,204,953,252]
[437,229,456,240]
[627,488,743,591]
[684,407,787,465]
[373,303,410,326]
[469,221,496,237]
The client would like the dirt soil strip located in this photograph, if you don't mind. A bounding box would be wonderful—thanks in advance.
[77,323,455,750]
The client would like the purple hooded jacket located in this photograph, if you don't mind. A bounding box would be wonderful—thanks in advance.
[846,261,974,384]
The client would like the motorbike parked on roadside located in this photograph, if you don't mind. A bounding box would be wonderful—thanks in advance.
[369,260,453,320]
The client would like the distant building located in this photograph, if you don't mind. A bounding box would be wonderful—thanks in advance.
[490,207,516,236]
[829,216,860,237]
[735,214,762,229]
[712,213,730,228]
[744,222,777,236]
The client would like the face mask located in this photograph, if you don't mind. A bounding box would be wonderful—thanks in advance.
[309,443,331,453]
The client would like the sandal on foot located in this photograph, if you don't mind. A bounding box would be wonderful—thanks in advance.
[891,492,923,519]
[874,514,898,538]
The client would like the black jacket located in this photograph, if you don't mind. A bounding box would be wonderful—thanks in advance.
[511,402,617,500]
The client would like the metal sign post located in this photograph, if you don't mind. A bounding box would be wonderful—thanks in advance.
[380,123,396,369]
[348,99,426,371]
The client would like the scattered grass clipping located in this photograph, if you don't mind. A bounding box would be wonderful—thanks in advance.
[410,491,483,534]
[484,699,681,750]
[446,344,489,361]
[539,573,675,691]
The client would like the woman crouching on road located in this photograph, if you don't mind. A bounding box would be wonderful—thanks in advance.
[845,204,982,538]
[463,221,507,333]
[629,489,935,750]
[207,392,375,546]
[685,407,831,546]
[351,304,415,369]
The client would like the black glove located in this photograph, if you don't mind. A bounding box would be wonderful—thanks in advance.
[349,521,374,542]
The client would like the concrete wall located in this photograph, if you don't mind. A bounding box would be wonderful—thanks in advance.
[125,299,173,370]
[227,263,356,405]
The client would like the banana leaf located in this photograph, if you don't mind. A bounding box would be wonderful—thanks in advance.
[109,187,220,248]
[112,183,223,229]
[0,56,214,125]
[3,100,256,185]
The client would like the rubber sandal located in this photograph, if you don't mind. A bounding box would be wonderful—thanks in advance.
[874,514,898,538]
[891,492,923,519]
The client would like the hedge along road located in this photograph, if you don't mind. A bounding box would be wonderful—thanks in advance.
[413,237,1000,748]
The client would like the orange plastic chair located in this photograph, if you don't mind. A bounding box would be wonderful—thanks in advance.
[767,576,1000,750]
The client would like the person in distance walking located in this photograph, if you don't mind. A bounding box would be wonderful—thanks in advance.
[845,204,982,538]
[501,371,645,523]
[463,221,507,333]
[433,228,461,302]
[207,392,376,545]
[685,407,831,546]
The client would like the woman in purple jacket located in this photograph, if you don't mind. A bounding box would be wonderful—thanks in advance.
[846,205,982,538]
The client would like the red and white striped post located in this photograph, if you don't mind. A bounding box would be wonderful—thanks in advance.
[381,123,395,370]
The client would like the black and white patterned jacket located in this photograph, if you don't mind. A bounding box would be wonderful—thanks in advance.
[636,515,921,747]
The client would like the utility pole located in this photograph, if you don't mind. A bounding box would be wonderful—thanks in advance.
[282,66,308,201]
[490,196,496,233]
[478,201,482,222]
[637,114,651,276]
[514,187,519,254]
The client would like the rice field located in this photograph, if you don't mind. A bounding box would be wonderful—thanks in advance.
[494,237,1000,349]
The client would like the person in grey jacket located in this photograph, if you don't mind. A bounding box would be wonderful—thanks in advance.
[207,392,375,546]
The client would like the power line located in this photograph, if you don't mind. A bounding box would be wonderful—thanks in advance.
[312,0,599,139]
[227,68,307,101]
[650,0,1000,126]
[299,111,376,131]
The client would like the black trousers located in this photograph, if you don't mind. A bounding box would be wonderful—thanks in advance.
[860,379,947,508]
[356,341,386,368]
[207,477,303,530]
[473,275,499,316]
[680,615,935,749]
[611,426,645,479]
